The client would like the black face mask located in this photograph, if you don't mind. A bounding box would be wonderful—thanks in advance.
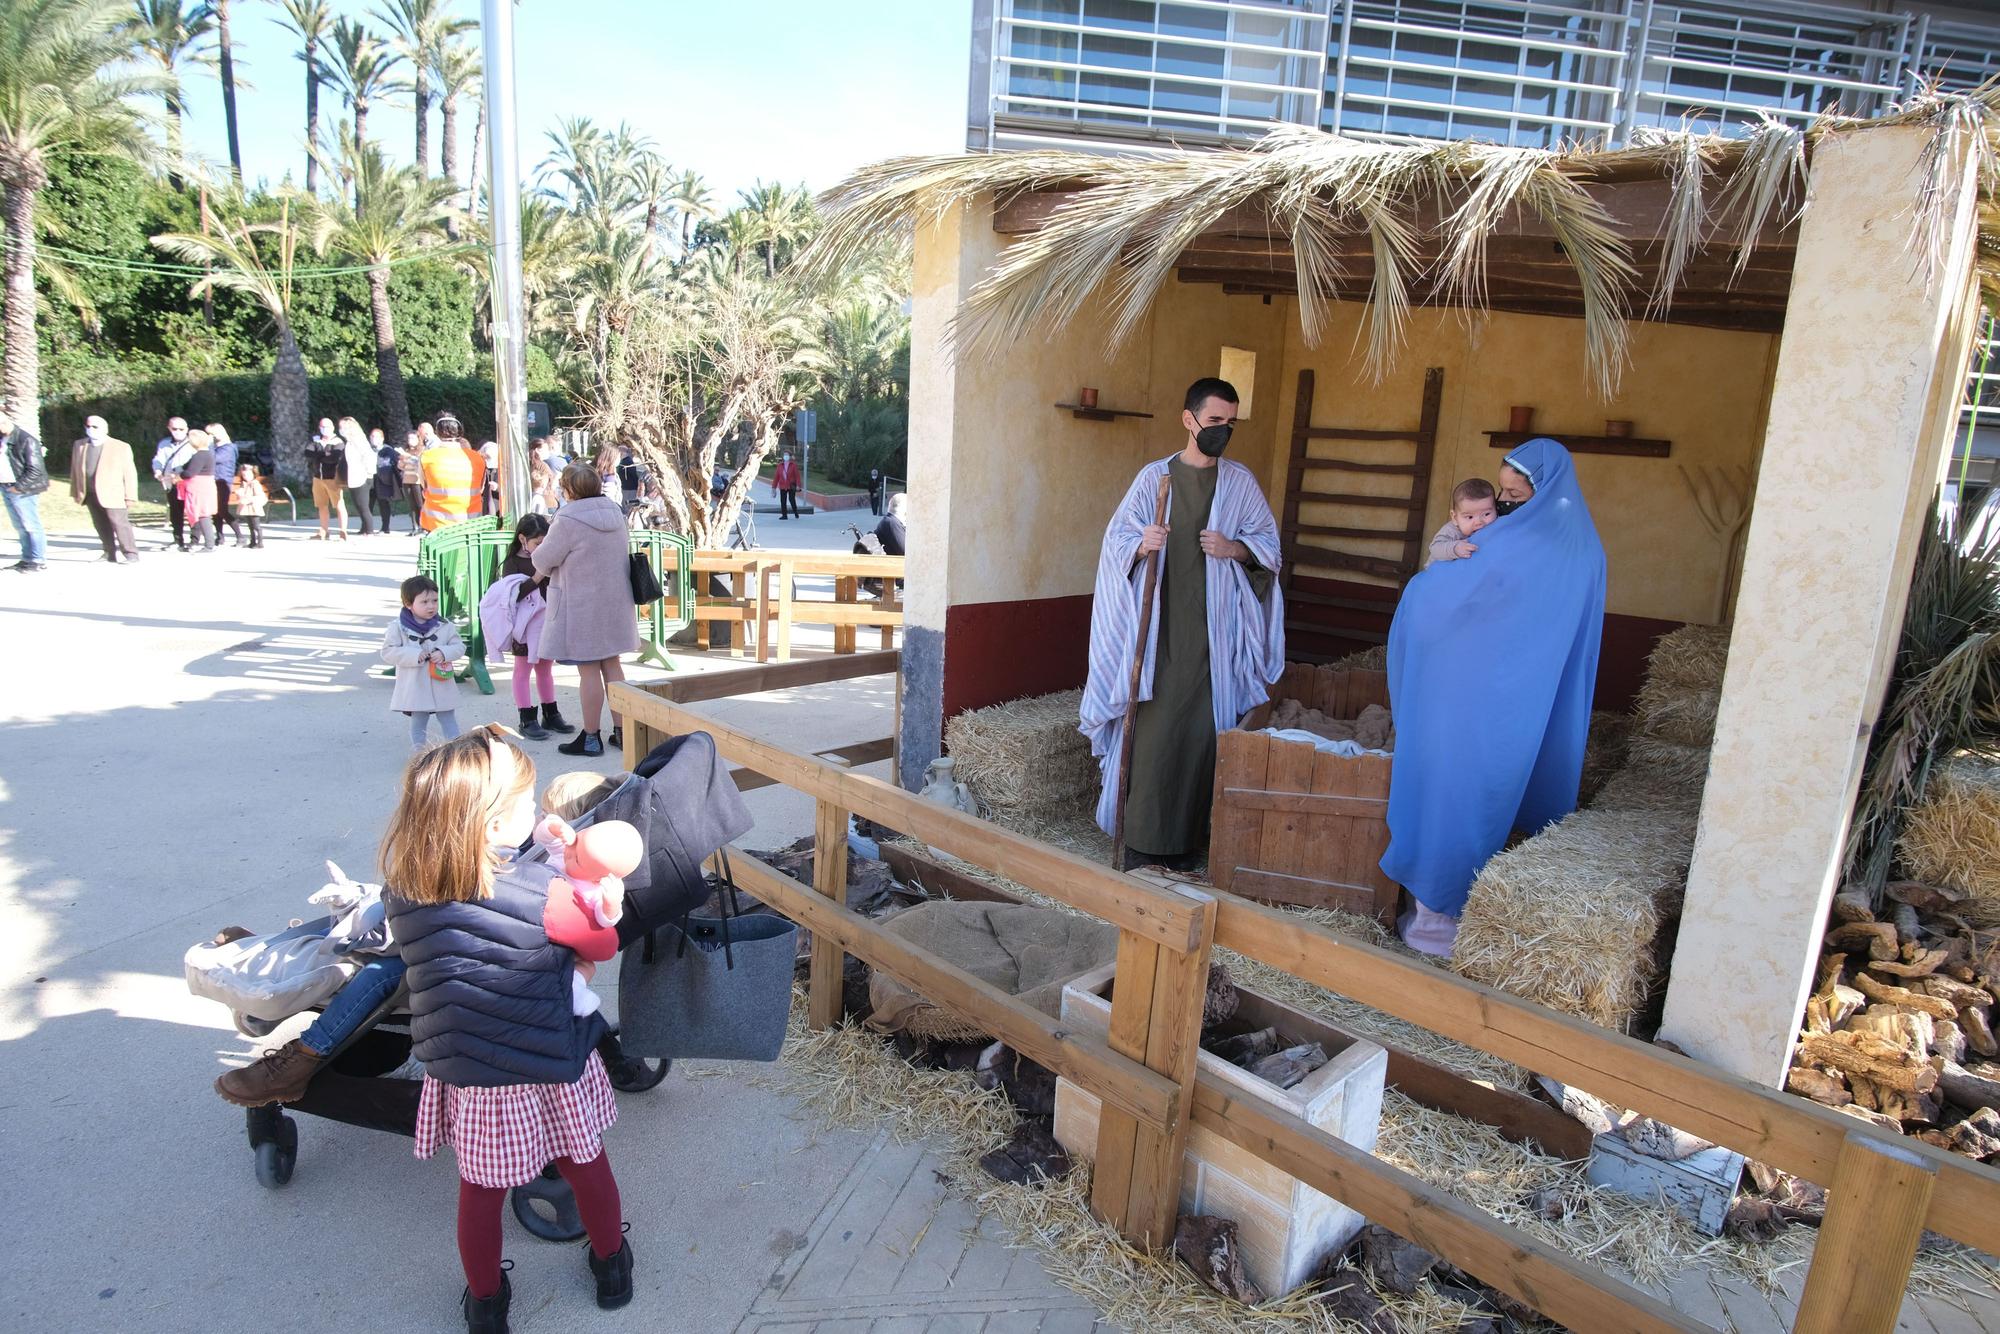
[1494,498,1525,517]
[1194,423,1233,457]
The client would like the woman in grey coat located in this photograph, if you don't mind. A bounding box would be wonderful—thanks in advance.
[534,463,640,757]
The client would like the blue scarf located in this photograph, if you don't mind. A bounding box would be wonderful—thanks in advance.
[400,607,442,638]
[1379,438,1608,916]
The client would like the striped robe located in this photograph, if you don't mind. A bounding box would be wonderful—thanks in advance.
[1079,455,1286,835]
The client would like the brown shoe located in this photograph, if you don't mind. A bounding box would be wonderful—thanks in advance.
[215,1039,324,1107]
[211,925,255,946]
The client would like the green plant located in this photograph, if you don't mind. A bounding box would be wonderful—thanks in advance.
[1844,499,2000,900]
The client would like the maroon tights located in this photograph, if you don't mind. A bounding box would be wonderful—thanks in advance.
[459,1151,623,1298]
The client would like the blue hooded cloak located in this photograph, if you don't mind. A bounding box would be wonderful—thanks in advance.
[1379,438,1607,917]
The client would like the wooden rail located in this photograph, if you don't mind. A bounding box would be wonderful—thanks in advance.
[684,549,903,663]
[608,682,2000,1331]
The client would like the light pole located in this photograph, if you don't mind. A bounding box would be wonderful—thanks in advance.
[481,0,529,518]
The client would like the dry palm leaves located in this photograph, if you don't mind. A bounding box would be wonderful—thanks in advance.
[1899,757,2000,925]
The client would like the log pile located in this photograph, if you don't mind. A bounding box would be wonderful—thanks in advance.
[1789,879,2000,1159]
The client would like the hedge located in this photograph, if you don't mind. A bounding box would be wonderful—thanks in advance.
[42,374,579,478]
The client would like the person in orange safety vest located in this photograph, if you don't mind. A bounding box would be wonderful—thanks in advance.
[419,413,489,533]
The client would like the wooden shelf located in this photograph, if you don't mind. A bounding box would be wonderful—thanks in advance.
[1485,430,1671,458]
[1056,402,1154,422]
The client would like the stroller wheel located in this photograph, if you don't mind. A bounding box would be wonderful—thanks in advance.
[254,1139,296,1188]
[511,1166,587,1242]
[608,1055,671,1093]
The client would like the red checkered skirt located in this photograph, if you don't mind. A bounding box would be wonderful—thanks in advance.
[413,1051,618,1188]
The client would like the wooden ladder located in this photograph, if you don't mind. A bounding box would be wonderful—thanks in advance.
[1280,367,1443,648]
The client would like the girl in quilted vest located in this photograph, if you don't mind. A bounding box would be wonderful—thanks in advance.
[382,728,634,1332]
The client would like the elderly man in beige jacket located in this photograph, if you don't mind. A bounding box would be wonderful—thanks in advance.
[70,415,141,563]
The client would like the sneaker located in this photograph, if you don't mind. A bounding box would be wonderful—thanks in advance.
[461,1269,512,1334]
[587,1234,634,1310]
[557,731,604,758]
[540,702,576,734]
[214,1038,324,1107]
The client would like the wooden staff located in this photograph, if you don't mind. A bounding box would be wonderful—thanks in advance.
[1113,473,1173,869]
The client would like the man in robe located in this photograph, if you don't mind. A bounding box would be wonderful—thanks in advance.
[1081,378,1286,870]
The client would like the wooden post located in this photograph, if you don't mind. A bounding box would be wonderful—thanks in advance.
[729,568,748,658]
[776,558,794,662]
[1089,890,1217,1248]
[755,561,774,664]
[834,576,856,655]
[809,796,850,1030]
[1793,1132,1938,1334]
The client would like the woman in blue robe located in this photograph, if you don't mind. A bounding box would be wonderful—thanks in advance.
[1379,438,1608,954]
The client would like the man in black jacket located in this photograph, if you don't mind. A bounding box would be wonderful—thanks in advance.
[0,401,48,572]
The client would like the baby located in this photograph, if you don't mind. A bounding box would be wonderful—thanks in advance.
[1425,478,1498,568]
[535,774,639,1018]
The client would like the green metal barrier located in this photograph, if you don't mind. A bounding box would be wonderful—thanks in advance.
[414,514,695,688]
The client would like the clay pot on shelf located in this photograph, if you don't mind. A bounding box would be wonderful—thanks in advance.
[1079,387,1099,409]
[1508,405,1534,433]
[1604,419,1634,438]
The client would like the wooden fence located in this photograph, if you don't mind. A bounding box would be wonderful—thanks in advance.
[608,680,2000,1333]
[684,549,903,663]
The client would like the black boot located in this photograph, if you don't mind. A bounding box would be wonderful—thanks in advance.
[517,706,548,741]
[606,726,623,750]
[587,1234,634,1310]
[557,730,604,757]
[540,701,576,734]
[462,1271,511,1334]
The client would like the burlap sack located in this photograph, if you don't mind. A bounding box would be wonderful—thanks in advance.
[866,902,1119,1043]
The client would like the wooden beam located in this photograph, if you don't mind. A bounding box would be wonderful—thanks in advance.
[656,649,901,704]
[729,736,896,792]
[1209,890,2000,1255]
[1190,1077,1707,1334]
[1793,1134,1938,1334]
[809,798,848,1030]
[609,685,1211,954]
[726,846,1182,1130]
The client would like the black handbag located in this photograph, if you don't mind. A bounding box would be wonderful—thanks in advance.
[617,849,797,1062]
[628,550,663,605]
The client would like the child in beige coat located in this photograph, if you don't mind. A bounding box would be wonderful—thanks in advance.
[383,574,466,749]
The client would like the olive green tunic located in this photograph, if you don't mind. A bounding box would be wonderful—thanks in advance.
[1125,458,1218,858]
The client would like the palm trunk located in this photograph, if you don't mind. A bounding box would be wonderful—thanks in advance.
[644,201,658,262]
[2,172,46,441]
[367,267,412,446]
[441,91,460,240]
[304,45,319,194]
[682,212,695,256]
[354,99,368,152]
[217,0,243,183]
[271,320,310,481]
[413,74,430,177]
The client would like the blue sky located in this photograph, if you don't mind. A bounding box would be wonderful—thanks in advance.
[180,0,971,201]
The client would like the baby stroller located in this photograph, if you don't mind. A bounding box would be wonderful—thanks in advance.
[192,731,751,1238]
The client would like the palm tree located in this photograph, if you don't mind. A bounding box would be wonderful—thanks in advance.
[211,0,243,181]
[669,168,713,257]
[736,180,816,278]
[561,221,664,421]
[151,201,310,476]
[270,0,333,193]
[326,17,403,154]
[373,0,472,177]
[132,0,217,189]
[435,36,478,238]
[306,141,463,443]
[0,0,163,437]
[515,195,577,334]
[627,147,675,262]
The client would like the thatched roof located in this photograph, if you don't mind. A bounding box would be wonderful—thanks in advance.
[812,92,2000,396]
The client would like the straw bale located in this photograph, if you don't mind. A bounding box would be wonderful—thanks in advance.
[1625,734,1713,793]
[1900,758,2000,928]
[1329,645,1388,673]
[1580,711,1635,805]
[1453,809,1698,1032]
[1644,625,1731,692]
[945,689,1099,825]
[1590,764,1705,817]
[1634,679,1721,748]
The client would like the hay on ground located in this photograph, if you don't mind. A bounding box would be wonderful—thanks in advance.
[945,689,1099,825]
[1634,677,1721,749]
[1328,644,1388,673]
[1900,757,2000,927]
[1644,625,1731,692]
[1625,733,1714,793]
[1453,808,1698,1032]
[1590,763,1705,816]
[1580,711,1635,805]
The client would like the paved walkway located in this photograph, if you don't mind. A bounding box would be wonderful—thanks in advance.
[0,513,1098,1334]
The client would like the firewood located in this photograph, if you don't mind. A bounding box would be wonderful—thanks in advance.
[1797,1031,1941,1094]
[1804,994,1833,1035]
[1786,1067,1853,1106]
[1849,1009,1935,1060]
[1852,972,1957,1020]
[1937,1060,2000,1113]
[1835,1102,1905,1133]
[1876,947,1950,978]
[1817,952,1849,992]
[1893,903,1923,946]
[1964,1006,1999,1058]
[1915,975,1993,1011]
[1935,1020,1969,1065]
[1174,1215,1263,1304]
[1870,1085,1941,1125]
[1887,881,1968,914]
[1945,1107,2000,1159]
[1828,984,1866,1027]
[1827,923,1898,960]
[1830,890,1876,924]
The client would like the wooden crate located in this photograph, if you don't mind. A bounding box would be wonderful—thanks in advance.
[1211,665,1399,924]
[1054,964,1388,1298]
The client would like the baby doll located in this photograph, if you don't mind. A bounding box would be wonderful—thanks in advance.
[535,815,643,1017]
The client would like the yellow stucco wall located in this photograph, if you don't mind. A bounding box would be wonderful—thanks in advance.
[916,198,1782,628]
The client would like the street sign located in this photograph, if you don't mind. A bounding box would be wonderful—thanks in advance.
[795,408,817,444]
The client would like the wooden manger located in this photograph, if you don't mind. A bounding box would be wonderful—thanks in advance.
[1210,664,1400,925]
